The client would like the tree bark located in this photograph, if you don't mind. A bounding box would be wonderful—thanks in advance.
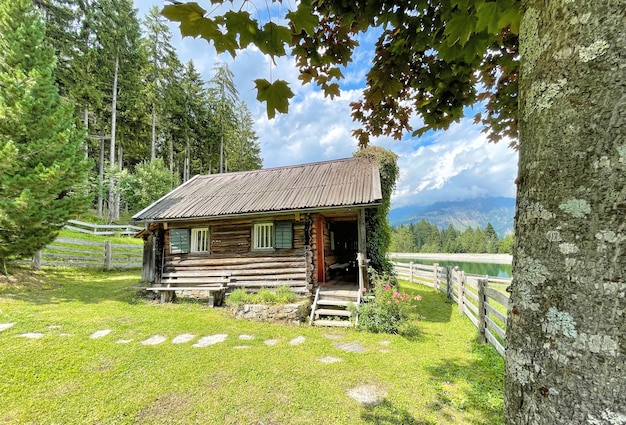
[505,0,625,423]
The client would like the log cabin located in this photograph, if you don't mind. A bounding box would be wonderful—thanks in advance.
[132,157,382,315]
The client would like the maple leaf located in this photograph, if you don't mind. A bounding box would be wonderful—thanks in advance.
[254,79,294,119]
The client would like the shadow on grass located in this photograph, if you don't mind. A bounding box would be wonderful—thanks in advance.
[361,400,437,425]
[424,338,505,425]
[0,265,142,305]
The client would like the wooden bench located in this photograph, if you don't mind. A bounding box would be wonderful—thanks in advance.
[144,283,227,306]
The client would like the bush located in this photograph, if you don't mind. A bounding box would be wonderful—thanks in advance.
[354,269,421,337]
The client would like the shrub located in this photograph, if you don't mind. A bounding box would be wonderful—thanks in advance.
[354,269,421,337]
[226,286,300,306]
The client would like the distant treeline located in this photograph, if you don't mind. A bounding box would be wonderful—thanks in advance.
[390,220,514,254]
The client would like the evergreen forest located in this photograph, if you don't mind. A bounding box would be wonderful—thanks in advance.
[390,220,514,254]
[32,1,261,220]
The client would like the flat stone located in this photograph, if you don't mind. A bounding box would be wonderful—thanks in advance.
[90,329,112,339]
[347,384,387,407]
[333,341,366,353]
[0,323,15,332]
[18,332,43,339]
[323,333,344,340]
[379,340,391,346]
[116,339,133,344]
[47,325,61,329]
[193,334,228,348]
[264,339,279,346]
[239,334,255,340]
[289,336,306,346]
[141,335,167,345]
[172,333,196,344]
[318,356,342,364]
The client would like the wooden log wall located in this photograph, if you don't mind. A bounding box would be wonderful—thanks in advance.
[160,214,312,295]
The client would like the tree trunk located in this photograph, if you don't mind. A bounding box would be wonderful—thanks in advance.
[108,53,119,221]
[151,102,156,160]
[505,1,625,423]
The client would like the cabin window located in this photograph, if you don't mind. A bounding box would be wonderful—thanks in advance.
[191,228,209,253]
[274,221,293,249]
[253,222,274,249]
[169,229,189,254]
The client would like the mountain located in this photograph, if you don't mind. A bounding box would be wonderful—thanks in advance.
[389,197,515,237]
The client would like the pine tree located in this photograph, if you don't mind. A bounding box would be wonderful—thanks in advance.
[0,0,90,271]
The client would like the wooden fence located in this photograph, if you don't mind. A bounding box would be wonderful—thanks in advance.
[32,237,142,270]
[391,260,510,357]
[64,219,143,236]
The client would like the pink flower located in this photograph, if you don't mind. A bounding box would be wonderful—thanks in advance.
[384,284,391,291]
[402,293,409,301]
[414,295,423,301]
[395,300,400,304]
[393,292,400,298]
[387,300,392,305]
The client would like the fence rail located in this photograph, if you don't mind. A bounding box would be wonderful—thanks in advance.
[391,260,510,357]
[65,219,143,236]
[32,237,142,270]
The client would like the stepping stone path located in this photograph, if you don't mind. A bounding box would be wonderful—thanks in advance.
[193,334,227,348]
[347,384,387,407]
[0,323,15,332]
[116,339,133,344]
[172,334,196,344]
[289,336,306,346]
[19,332,44,339]
[141,335,167,345]
[239,334,254,341]
[318,356,342,364]
[90,329,112,339]
[264,339,278,346]
[333,341,366,353]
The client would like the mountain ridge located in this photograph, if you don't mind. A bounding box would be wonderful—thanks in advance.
[389,196,515,237]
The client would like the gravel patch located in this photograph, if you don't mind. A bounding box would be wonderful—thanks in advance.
[0,323,15,332]
[172,334,195,344]
[193,334,228,348]
[141,335,167,345]
[90,329,112,339]
[347,384,387,407]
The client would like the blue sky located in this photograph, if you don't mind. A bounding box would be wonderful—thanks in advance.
[135,1,518,209]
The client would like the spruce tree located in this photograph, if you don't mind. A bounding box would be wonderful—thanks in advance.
[0,0,90,271]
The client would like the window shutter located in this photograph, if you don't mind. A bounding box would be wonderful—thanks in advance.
[170,229,189,254]
[274,221,293,249]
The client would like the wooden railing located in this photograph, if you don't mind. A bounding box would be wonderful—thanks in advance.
[391,260,510,357]
[64,219,143,236]
[32,237,142,270]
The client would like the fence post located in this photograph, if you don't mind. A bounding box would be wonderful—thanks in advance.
[477,277,488,343]
[409,262,414,283]
[446,266,452,300]
[32,250,42,270]
[458,271,465,315]
[433,263,439,290]
[104,240,112,270]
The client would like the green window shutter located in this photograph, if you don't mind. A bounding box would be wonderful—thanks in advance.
[170,229,189,254]
[274,221,293,249]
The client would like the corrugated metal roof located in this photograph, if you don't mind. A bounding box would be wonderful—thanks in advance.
[132,157,382,222]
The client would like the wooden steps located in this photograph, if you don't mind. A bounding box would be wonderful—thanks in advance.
[309,286,360,327]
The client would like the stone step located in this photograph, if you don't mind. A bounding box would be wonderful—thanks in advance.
[312,319,353,327]
[315,308,352,318]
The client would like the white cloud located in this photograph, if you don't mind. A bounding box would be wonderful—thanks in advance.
[136,1,518,210]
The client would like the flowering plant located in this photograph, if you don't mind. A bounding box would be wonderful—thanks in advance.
[353,269,422,336]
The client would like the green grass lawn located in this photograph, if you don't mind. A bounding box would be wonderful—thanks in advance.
[0,267,503,425]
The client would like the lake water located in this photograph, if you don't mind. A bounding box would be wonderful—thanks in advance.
[392,257,512,278]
